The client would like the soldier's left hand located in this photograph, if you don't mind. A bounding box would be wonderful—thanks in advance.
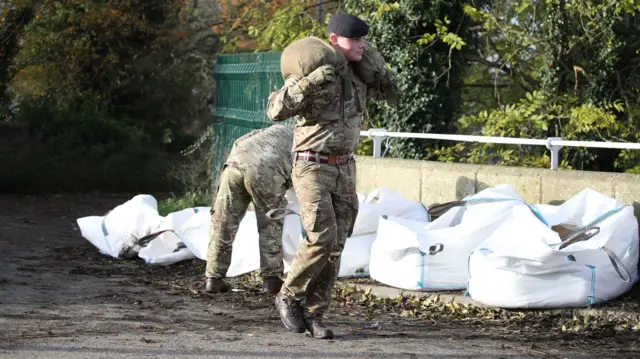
[306,65,336,87]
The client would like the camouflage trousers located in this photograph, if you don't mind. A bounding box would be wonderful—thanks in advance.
[205,166,286,279]
[281,159,359,318]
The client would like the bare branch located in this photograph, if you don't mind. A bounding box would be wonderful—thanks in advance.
[471,56,538,92]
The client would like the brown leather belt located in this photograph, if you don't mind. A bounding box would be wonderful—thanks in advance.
[295,151,353,165]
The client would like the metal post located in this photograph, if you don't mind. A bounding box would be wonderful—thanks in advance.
[546,137,563,170]
[372,136,384,158]
[316,0,324,23]
[367,128,389,158]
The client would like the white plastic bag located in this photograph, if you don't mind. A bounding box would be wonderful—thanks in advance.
[338,234,378,277]
[177,210,262,277]
[351,188,429,236]
[468,189,639,308]
[138,230,197,266]
[77,195,164,259]
[137,207,207,265]
[281,201,303,274]
[369,185,531,291]
[77,194,208,263]
[279,188,429,278]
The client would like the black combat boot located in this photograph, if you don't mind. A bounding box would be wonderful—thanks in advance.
[262,276,283,294]
[275,292,305,333]
[205,278,231,293]
[304,314,334,339]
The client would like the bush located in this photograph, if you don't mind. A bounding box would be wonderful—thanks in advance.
[0,98,181,193]
[164,126,215,207]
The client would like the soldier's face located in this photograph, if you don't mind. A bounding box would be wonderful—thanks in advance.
[330,34,366,62]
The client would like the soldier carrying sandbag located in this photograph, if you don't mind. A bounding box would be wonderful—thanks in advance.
[204,124,294,295]
[267,13,402,339]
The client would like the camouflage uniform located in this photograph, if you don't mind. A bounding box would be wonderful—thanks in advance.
[267,63,397,318]
[205,124,294,280]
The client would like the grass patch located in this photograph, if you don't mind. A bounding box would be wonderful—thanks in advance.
[157,193,211,216]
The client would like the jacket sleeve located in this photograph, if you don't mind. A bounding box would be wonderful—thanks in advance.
[266,75,315,121]
[366,67,402,105]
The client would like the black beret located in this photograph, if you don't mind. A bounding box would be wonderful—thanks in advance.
[328,13,369,38]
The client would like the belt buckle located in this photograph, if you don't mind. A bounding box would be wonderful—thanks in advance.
[300,151,320,164]
[303,151,312,162]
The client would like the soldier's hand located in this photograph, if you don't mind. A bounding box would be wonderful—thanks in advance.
[378,67,402,106]
[306,65,336,87]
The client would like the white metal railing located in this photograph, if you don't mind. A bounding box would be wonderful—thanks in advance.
[360,129,640,170]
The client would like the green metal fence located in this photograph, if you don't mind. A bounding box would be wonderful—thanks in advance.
[212,51,295,185]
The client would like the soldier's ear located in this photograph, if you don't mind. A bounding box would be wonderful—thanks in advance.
[329,32,339,45]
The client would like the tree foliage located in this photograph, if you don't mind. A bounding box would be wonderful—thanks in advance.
[222,0,640,171]
[434,0,640,172]
[342,0,490,159]
[5,0,640,194]
[214,0,336,53]
[0,0,37,115]
[431,91,629,169]
[12,0,219,138]
[216,0,491,158]
[1,0,221,193]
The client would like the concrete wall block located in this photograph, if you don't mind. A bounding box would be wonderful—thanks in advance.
[356,157,640,222]
[421,162,481,205]
[354,156,422,201]
[476,165,543,203]
[374,158,423,201]
[613,173,640,216]
[541,170,617,205]
[354,156,378,195]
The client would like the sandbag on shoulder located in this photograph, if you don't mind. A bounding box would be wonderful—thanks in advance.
[280,36,347,79]
[353,41,386,83]
[353,41,402,105]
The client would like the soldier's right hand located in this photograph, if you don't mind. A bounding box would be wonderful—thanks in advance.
[306,65,336,87]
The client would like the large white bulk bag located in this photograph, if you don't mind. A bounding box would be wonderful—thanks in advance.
[77,195,166,259]
[277,188,429,277]
[369,185,538,291]
[468,189,638,308]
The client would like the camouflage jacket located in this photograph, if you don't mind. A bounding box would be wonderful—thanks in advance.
[225,124,294,197]
[267,62,394,155]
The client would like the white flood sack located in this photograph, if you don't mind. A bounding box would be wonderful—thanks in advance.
[77,188,431,278]
[467,189,639,309]
[337,234,378,277]
[76,193,208,262]
[77,195,166,259]
[152,189,394,277]
[352,188,429,236]
[176,209,263,278]
[137,207,208,266]
[280,199,302,273]
[369,185,535,291]
[278,194,381,277]
[279,188,429,278]
[138,230,197,266]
